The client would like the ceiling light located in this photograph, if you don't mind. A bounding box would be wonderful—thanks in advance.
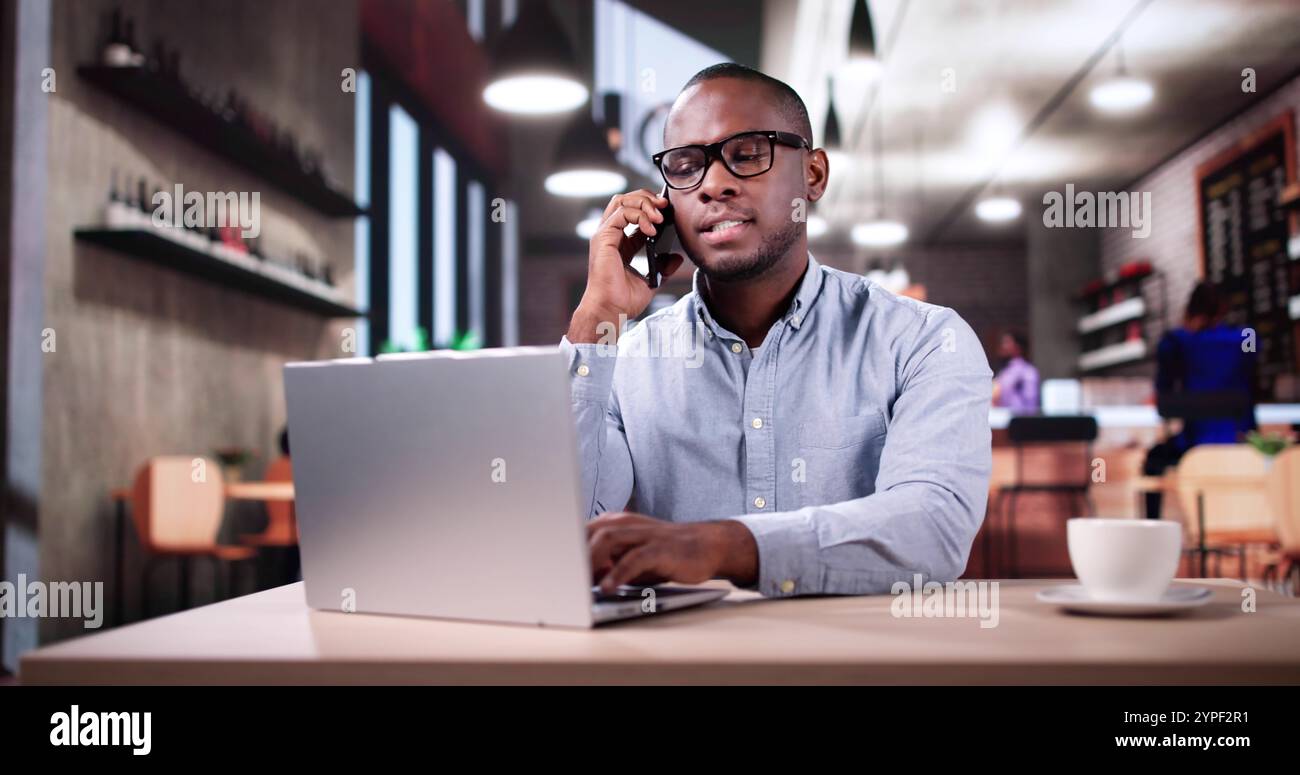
[852,220,908,247]
[840,0,882,83]
[576,208,602,239]
[1090,39,1154,114]
[484,2,588,114]
[807,214,828,239]
[1089,76,1154,112]
[976,196,1022,222]
[823,77,842,151]
[547,170,626,198]
[546,113,628,197]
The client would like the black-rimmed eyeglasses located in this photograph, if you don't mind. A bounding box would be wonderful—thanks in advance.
[653,130,811,190]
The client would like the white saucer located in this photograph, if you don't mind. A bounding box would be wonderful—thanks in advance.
[1035,584,1213,616]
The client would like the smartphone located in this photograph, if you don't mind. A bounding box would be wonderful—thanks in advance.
[639,186,675,289]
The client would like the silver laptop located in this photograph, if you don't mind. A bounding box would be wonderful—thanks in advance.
[282,346,727,627]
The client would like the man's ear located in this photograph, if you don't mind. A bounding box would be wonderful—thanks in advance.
[806,148,830,203]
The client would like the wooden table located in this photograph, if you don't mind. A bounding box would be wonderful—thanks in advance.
[19,578,1300,685]
[225,481,295,501]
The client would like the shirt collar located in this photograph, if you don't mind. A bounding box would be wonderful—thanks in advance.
[690,252,825,335]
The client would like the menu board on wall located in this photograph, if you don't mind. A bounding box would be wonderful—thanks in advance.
[1197,112,1298,400]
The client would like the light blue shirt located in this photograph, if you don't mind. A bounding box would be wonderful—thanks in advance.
[559,253,993,597]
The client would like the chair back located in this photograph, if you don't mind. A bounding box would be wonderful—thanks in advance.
[263,456,297,543]
[1264,447,1300,552]
[1172,445,1275,544]
[129,456,225,552]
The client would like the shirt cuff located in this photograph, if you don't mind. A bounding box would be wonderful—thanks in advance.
[559,335,617,402]
[729,510,823,598]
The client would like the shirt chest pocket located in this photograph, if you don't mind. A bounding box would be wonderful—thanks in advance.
[798,411,887,449]
[792,411,888,505]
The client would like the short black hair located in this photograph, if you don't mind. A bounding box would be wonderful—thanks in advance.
[1005,329,1029,356]
[672,62,813,145]
[1185,281,1222,320]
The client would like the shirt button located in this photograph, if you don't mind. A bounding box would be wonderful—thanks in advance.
[730,342,743,354]
[575,364,590,377]
[780,579,796,594]
[753,496,766,509]
[751,417,763,429]
[791,315,801,326]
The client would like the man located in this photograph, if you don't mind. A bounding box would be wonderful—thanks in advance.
[560,63,992,597]
[992,330,1039,413]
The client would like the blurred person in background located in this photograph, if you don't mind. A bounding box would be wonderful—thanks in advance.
[1143,282,1257,519]
[992,330,1039,413]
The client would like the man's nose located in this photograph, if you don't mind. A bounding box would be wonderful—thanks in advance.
[696,158,739,202]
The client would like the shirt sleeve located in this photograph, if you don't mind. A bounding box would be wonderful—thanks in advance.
[730,306,994,597]
[1022,364,1040,411]
[559,336,635,519]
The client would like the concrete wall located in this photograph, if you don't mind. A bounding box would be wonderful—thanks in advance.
[1026,218,1101,379]
[34,0,358,645]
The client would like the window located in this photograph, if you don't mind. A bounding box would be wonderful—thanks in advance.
[357,67,509,353]
[353,70,372,355]
[594,0,729,178]
[432,147,457,347]
[389,105,420,351]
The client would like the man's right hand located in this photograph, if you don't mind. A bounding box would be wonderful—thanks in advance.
[566,189,686,344]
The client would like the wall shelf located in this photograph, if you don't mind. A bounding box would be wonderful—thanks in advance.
[1077,296,1146,335]
[78,65,364,218]
[1078,339,1148,372]
[75,227,365,318]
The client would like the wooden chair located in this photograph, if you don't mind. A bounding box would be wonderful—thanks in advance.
[1262,447,1300,594]
[238,456,297,547]
[126,456,257,617]
[1171,445,1277,579]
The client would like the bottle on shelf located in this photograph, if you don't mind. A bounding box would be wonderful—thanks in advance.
[104,168,133,228]
[147,39,166,76]
[123,19,145,67]
[101,8,133,67]
[137,177,151,221]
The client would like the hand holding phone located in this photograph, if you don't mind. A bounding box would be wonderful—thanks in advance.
[568,188,684,344]
[640,185,675,289]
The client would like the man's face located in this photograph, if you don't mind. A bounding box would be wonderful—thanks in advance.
[661,79,826,282]
[998,335,1020,360]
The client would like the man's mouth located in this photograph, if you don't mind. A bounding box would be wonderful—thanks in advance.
[699,218,753,245]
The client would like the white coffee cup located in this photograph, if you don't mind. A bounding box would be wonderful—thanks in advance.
[1067,518,1182,602]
